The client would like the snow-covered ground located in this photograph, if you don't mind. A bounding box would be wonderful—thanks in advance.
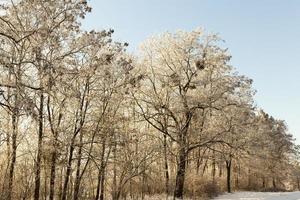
[214,192,300,200]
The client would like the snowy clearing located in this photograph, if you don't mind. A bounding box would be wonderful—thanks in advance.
[214,192,300,200]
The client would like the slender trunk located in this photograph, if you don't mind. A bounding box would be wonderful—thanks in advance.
[272,177,276,189]
[4,126,11,197]
[7,107,18,200]
[236,162,241,189]
[73,130,84,200]
[100,140,112,200]
[48,96,59,200]
[61,139,75,200]
[112,190,121,200]
[196,149,201,174]
[95,170,101,200]
[6,123,11,161]
[235,173,239,189]
[248,169,251,188]
[49,138,57,200]
[129,180,133,199]
[219,163,222,177]
[141,165,146,200]
[226,160,232,193]
[99,165,106,200]
[163,135,169,196]
[112,139,118,200]
[6,66,18,200]
[95,138,107,200]
[173,146,187,200]
[58,167,63,200]
[212,151,216,183]
[44,160,48,200]
[34,92,44,200]
[235,162,239,189]
[95,164,107,200]
[297,177,300,190]
[6,71,11,163]
[202,159,208,176]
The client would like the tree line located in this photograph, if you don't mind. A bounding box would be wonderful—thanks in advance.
[0,1,299,200]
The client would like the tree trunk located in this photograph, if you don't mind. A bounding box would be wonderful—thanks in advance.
[129,180,133,199]
[73,130,84,200]
[100,141,112,200]
[99,165,106,200]
[163,135,169,196]
[7,66,19,200]
[226,159,232,193]
[219,163,223,177]
[173,147,187,199]
[49,138,57,200]
[95,165,107,200]
[235,163,239,189]
[141,165,146,200]
[48,95,60,200]
[112,141,118,200]
[202,159,208,176]
[34,92,44,200]
[95,170,101,200]
[44,160,48,200]
[7,107,18,200]
[58,167,63,200]
[272,177,277,189]
[248,169,251,188]
[61,139,75,200]
[95,138,107,200]
[196,149,201,174]
[212,151,216,183]
[236,162,241,189]
[112,190,121,200]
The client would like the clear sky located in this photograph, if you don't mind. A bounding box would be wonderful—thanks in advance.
[83,0,300,143]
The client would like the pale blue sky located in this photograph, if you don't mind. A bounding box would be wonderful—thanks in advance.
[83,0,300,143]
